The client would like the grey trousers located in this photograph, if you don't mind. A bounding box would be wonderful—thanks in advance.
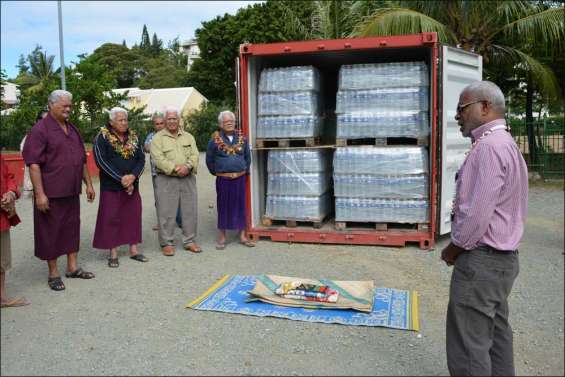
[155,174,197,247]
[446,246,519,376]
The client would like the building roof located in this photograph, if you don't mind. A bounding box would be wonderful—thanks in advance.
[110,87,207,115]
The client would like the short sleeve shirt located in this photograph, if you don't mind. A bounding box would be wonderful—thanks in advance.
[22,113,86,198]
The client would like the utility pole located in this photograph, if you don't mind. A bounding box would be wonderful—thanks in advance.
[57,0,66,90]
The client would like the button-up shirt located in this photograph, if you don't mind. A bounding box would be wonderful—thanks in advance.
[451,119,528,251]
[150,128,199,176]
[22,113,86,198]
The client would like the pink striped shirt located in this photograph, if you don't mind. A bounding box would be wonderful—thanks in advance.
[451,119,528,251]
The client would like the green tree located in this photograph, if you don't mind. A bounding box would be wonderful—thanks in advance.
[66,58,124,141]
[140,24,151,50]
[352,0,564,164]
[186,0,315,104]
[85,43,142,88]
[282,0,387,40]
[16,54,29,75]
[184,101,231,150]
[151,33,163,56]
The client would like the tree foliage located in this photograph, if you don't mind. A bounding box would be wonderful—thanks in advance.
[186,0,316,105]
[184,101,232,150]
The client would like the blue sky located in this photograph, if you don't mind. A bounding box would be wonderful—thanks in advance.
[1,1,261,79]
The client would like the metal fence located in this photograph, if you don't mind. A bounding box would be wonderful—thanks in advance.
[509,118,565,179]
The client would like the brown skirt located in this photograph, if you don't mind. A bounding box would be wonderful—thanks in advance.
[33,196,80,260]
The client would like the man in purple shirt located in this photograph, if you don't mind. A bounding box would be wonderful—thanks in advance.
[441,81,528,376]
[23,90,96,291]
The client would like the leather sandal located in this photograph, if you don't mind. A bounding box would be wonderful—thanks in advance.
[65,268,95,279]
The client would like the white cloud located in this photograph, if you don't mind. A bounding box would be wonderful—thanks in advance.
[1,0,263,78]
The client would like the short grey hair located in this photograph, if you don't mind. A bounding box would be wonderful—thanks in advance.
[218,110,236,126]
[463,81,506,114]
[109,107,128,121]
[163,107,180,118]
[48,89,72,104]
[151,112,164,121]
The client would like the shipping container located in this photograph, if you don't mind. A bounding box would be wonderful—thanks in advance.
[237,32,482,249]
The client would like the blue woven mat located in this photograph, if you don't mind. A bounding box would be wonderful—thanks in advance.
[187,275,419,330]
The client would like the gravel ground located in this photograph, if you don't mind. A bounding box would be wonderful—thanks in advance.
[1,153,563,376]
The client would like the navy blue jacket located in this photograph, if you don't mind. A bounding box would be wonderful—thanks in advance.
[93,125,145,191]
[206,131,251,175]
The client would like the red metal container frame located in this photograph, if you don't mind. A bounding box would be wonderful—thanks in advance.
[239,33,439,249]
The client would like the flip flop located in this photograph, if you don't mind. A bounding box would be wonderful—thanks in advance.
[130,254,149,262]
[239,240,256,248]
[1,297,30,308]
[215,242,226,250]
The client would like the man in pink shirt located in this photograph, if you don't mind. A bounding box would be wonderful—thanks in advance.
[441,81,528,376]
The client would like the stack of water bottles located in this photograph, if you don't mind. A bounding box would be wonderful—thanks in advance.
[335,62,430,138]
[333,146,429,223]
[265,149,333,221]
[257,66,323,138]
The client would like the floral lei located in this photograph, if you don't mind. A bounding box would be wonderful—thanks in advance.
[213,130,244,155]
[100,125,139,159]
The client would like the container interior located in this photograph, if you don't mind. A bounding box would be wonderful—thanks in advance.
[244,46,434,229]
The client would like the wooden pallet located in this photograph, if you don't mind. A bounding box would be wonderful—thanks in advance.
[256,137,320,148]
[336,137,428,147]
[335,221,429,232]
[261,215,327,229]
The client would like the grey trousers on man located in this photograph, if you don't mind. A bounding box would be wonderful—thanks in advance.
[155,173,197,247]
[446,246,519,376]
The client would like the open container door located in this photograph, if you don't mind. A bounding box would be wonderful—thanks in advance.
[438,46,482,235]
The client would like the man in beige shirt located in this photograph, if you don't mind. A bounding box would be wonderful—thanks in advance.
[151,107,201,255]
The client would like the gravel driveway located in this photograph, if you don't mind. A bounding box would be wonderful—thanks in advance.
[1,153,563,376]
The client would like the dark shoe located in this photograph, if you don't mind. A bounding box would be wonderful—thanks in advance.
[47,276,65,291]
[183,243,202,253]
[130,254,149,262]
[108,258,119,268]
[65,268,95,279]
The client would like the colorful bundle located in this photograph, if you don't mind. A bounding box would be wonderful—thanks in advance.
[275,281,339,303]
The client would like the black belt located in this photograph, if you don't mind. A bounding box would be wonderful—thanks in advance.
[477,245,518,255]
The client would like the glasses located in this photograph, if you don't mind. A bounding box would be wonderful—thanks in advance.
[456,100,486,114]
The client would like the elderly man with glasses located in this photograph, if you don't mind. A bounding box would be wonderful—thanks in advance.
[441,81,528,376]
[150,107,201,256]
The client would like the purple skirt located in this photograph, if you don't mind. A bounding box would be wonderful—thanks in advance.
[216,176,247,230]
[93,190,142,249]
[33,195,80,260]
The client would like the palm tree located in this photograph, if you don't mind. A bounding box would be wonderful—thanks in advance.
[352,0,564,164]
[27,50,56,93]
[280,0,387,40]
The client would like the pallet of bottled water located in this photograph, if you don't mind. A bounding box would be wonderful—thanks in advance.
[336,110,429,138]
[335,198,429,223]
[335,87,429,113]
[267,172,332,196]
[258,92,322,116]
[333,174,428,198]
[338,62,428,90]
[257,115,322,138]
[259,66,321,92]
[265,193,332,221]
[268,149,332,174]
[333,146,428,175]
